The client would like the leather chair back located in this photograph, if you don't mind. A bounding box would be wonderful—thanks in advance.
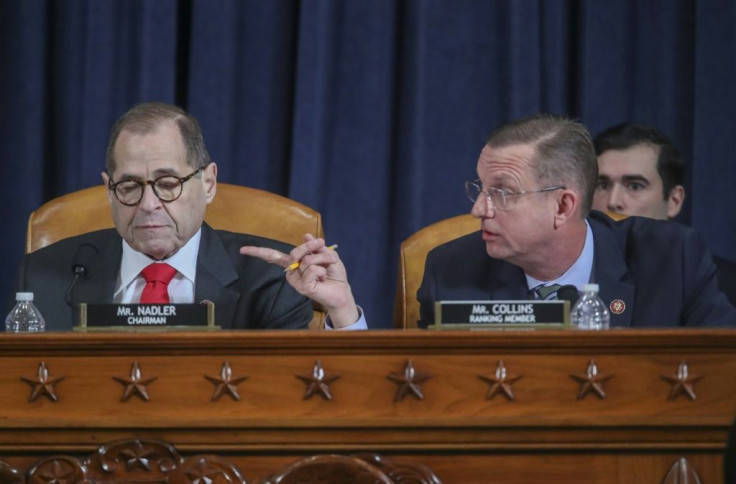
[393,210,630,329]
[26,183,323,252]
[26,183,326,328]
[394,214,479,329]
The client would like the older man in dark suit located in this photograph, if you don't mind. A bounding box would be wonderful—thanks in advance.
[19,102,363,330]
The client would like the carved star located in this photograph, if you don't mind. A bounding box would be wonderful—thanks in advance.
[119,443,155,471]
[296,360,340,400]
[387,360,432,401]
[113,362,157,402]
[21,361,65,402]
[185,457,228,484]
[570,359,614,399]
[478,360,523,400]
[36,459,77,483]
[661,362,703,401]
[662,457,702,483]
[205,361,248,401]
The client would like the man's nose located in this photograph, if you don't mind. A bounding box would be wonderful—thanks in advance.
[606,185,625,212]
[471,194,495,218]
[138,184,163,211]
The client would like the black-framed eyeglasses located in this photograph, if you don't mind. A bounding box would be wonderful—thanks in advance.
[107,165,206,206]
[465,179,565,211]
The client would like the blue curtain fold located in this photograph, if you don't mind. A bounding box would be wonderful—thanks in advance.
[2,0,734,327]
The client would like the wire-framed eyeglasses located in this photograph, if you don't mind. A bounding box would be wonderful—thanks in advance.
[107,165,206,206]
[465,179,565,211]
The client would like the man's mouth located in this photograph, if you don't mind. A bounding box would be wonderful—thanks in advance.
[137,224,168,230]
[481,228,499,241]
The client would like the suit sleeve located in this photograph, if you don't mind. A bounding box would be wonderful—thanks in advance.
[258,276,314,329]
[680,228,736,326]
[228,263,313,330]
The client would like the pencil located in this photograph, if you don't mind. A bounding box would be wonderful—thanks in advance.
[284,244,338,272]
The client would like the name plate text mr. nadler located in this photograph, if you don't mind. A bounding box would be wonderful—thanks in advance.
[431,300,570,329]
[76,302,216,331]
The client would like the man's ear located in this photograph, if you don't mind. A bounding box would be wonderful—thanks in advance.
[202,163,218,204]
[667,185,685,219]
[101,172,113,205]
[553,189,579,228]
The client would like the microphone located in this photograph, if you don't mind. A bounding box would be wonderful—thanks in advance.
[557,285,580,306]
[65,243,100,307]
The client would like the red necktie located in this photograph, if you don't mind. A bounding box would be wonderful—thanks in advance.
[140,263,177,304]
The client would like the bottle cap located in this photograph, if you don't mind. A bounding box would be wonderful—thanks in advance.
[15,292,34,301]
[581,283,599,293]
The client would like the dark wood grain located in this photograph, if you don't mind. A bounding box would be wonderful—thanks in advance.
[0,329,732,483]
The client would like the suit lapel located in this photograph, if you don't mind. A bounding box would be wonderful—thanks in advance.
[194,225,240,329]
[481,218,637,326]
[590,217,634,327]
[490,260,530,300]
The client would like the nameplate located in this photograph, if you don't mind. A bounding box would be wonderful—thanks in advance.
[75,302,217,331]
[430,300,571,330]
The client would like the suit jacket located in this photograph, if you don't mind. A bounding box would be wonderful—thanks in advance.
[19,224,313,331]
[714,255,736,309]
[418,211,736,328]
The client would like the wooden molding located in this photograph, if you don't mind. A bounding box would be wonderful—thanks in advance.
[0,439,440,484]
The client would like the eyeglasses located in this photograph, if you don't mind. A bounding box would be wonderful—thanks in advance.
[107,165,206,206]
[465,180,565,211]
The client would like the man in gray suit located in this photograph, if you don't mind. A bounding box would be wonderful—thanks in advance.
[19,102,363,330]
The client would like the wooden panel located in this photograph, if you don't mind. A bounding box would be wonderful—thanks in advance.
[0,330,733,483]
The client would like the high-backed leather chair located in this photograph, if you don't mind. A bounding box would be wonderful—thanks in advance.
[26,183,324,252]
[393,214,479,329]
[25,183,326,328]
[393,210,630,329]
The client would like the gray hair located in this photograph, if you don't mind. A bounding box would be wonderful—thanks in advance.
[105,102,211,174]
[487,114,597,216]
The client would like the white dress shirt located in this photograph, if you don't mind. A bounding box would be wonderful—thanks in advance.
[113,228,367,330]
[114,230,202,303]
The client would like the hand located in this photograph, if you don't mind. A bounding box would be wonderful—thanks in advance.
[239,234,360,328]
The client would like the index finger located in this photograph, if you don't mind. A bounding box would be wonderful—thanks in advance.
[239,245,291,268]
[289,235,327,262]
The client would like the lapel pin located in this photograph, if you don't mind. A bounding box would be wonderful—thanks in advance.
[610,299,625,315]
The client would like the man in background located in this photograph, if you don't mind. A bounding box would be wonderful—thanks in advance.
[593,122,736,306]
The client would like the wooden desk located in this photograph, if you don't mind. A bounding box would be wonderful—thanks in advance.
[0,330,734,483]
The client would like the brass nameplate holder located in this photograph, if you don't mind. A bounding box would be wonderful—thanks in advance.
[430,300,571,330]
[75,302,217,332]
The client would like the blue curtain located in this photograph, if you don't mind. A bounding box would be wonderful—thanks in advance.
[2,0,734,328]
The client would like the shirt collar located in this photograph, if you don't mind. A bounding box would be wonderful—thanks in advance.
[526,220,594,291]
[120,228,202,287]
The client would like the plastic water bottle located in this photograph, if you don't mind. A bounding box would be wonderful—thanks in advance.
[570,284,610,330]
[5,293,45,333]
